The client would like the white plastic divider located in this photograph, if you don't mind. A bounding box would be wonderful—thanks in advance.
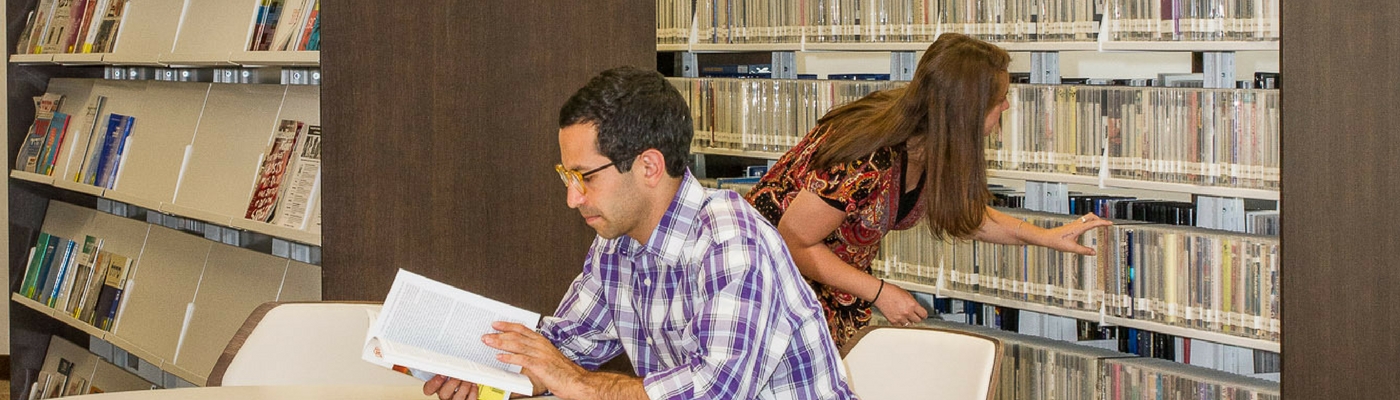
[80,81,211,208]
[171,243,291,384]
[169,83,286,221]
[161,0,262,66]
[102,0,187,66]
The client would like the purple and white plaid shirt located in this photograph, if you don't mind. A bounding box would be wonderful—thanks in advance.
[540,171,858,400]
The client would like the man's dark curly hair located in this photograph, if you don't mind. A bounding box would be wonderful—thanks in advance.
[559,66,692,177]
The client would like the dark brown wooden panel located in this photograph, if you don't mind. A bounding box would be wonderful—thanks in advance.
[1282,0,1400,398]
[320,2,654,314]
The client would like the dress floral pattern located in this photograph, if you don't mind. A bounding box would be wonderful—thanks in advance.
[745,126,926,347]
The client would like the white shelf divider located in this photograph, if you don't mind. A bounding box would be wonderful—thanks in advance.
[92,80,211,207]
[169,83,287,221]
[887,279,1280,353]
[101,0,187,66]
[279,261,323,301]
[172,243,291,383]
[45,78,99,187]
[161,0,261,65]
[108,225,211,368]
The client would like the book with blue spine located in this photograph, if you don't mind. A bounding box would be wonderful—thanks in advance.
[20,233,55,298]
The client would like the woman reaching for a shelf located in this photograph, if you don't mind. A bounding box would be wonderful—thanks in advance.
[744,33,1113,348]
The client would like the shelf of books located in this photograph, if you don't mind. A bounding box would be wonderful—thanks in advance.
[11,0,321,67]
[662,15,1282,387]
[13,200,323,387]
[672,77,1280,201]
[658,0,1279,52]
[10,77,322,246]
[660,40,1279,54]
[889,317,1280,400]
[21,335,166,398]
[873,208,1279,352]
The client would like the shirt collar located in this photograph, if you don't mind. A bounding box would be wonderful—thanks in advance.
[598,169,704,265]
[642,170,705,265]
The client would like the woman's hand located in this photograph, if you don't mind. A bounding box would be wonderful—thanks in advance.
[872,282,927,326]
[1039,213,1113,256]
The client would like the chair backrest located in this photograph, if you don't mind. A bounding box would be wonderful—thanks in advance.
[207,301,424,387]
[840,325,1002,400]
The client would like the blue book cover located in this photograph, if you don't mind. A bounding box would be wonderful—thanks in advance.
[38,238,73,305]
[106,115,136,189]
[90,113,124,187]
[93,114,133,189]
[46,239,79,307]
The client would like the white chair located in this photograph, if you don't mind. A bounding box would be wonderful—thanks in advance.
[207,301,424,387]
[840,325,1002,400]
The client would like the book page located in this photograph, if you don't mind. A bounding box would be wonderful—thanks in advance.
[365,269,540,395]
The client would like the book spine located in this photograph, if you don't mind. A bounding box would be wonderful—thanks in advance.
[295,1,319,50]
[41,113,71,175]
[107,116,135,189]
[30,237,61,300]
[20,233,52,298]
[42,239,76,306]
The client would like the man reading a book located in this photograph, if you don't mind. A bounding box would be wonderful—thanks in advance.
[424,66,857,400]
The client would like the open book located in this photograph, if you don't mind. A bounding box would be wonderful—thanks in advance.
[362,269,540,396]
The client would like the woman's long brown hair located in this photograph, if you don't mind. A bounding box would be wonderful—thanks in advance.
[811,33,1011,240]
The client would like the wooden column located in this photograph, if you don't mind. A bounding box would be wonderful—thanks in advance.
[320,2,655,313]
[1282,0,1400,397]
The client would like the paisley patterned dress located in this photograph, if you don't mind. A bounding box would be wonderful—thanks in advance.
[745,126,926,347]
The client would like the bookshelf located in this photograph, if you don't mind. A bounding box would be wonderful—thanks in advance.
[7,78,323,246]
[666,41,1279,53]
[689,147,1281,200]
[661,0,1282,395]
[10,200,321,388]
[900,318,1281,400]
[10,0,321,67]
[8,0,324,396]
[28,335,160,396]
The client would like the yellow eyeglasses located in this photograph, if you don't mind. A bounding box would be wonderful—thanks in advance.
[554,161,617,195]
